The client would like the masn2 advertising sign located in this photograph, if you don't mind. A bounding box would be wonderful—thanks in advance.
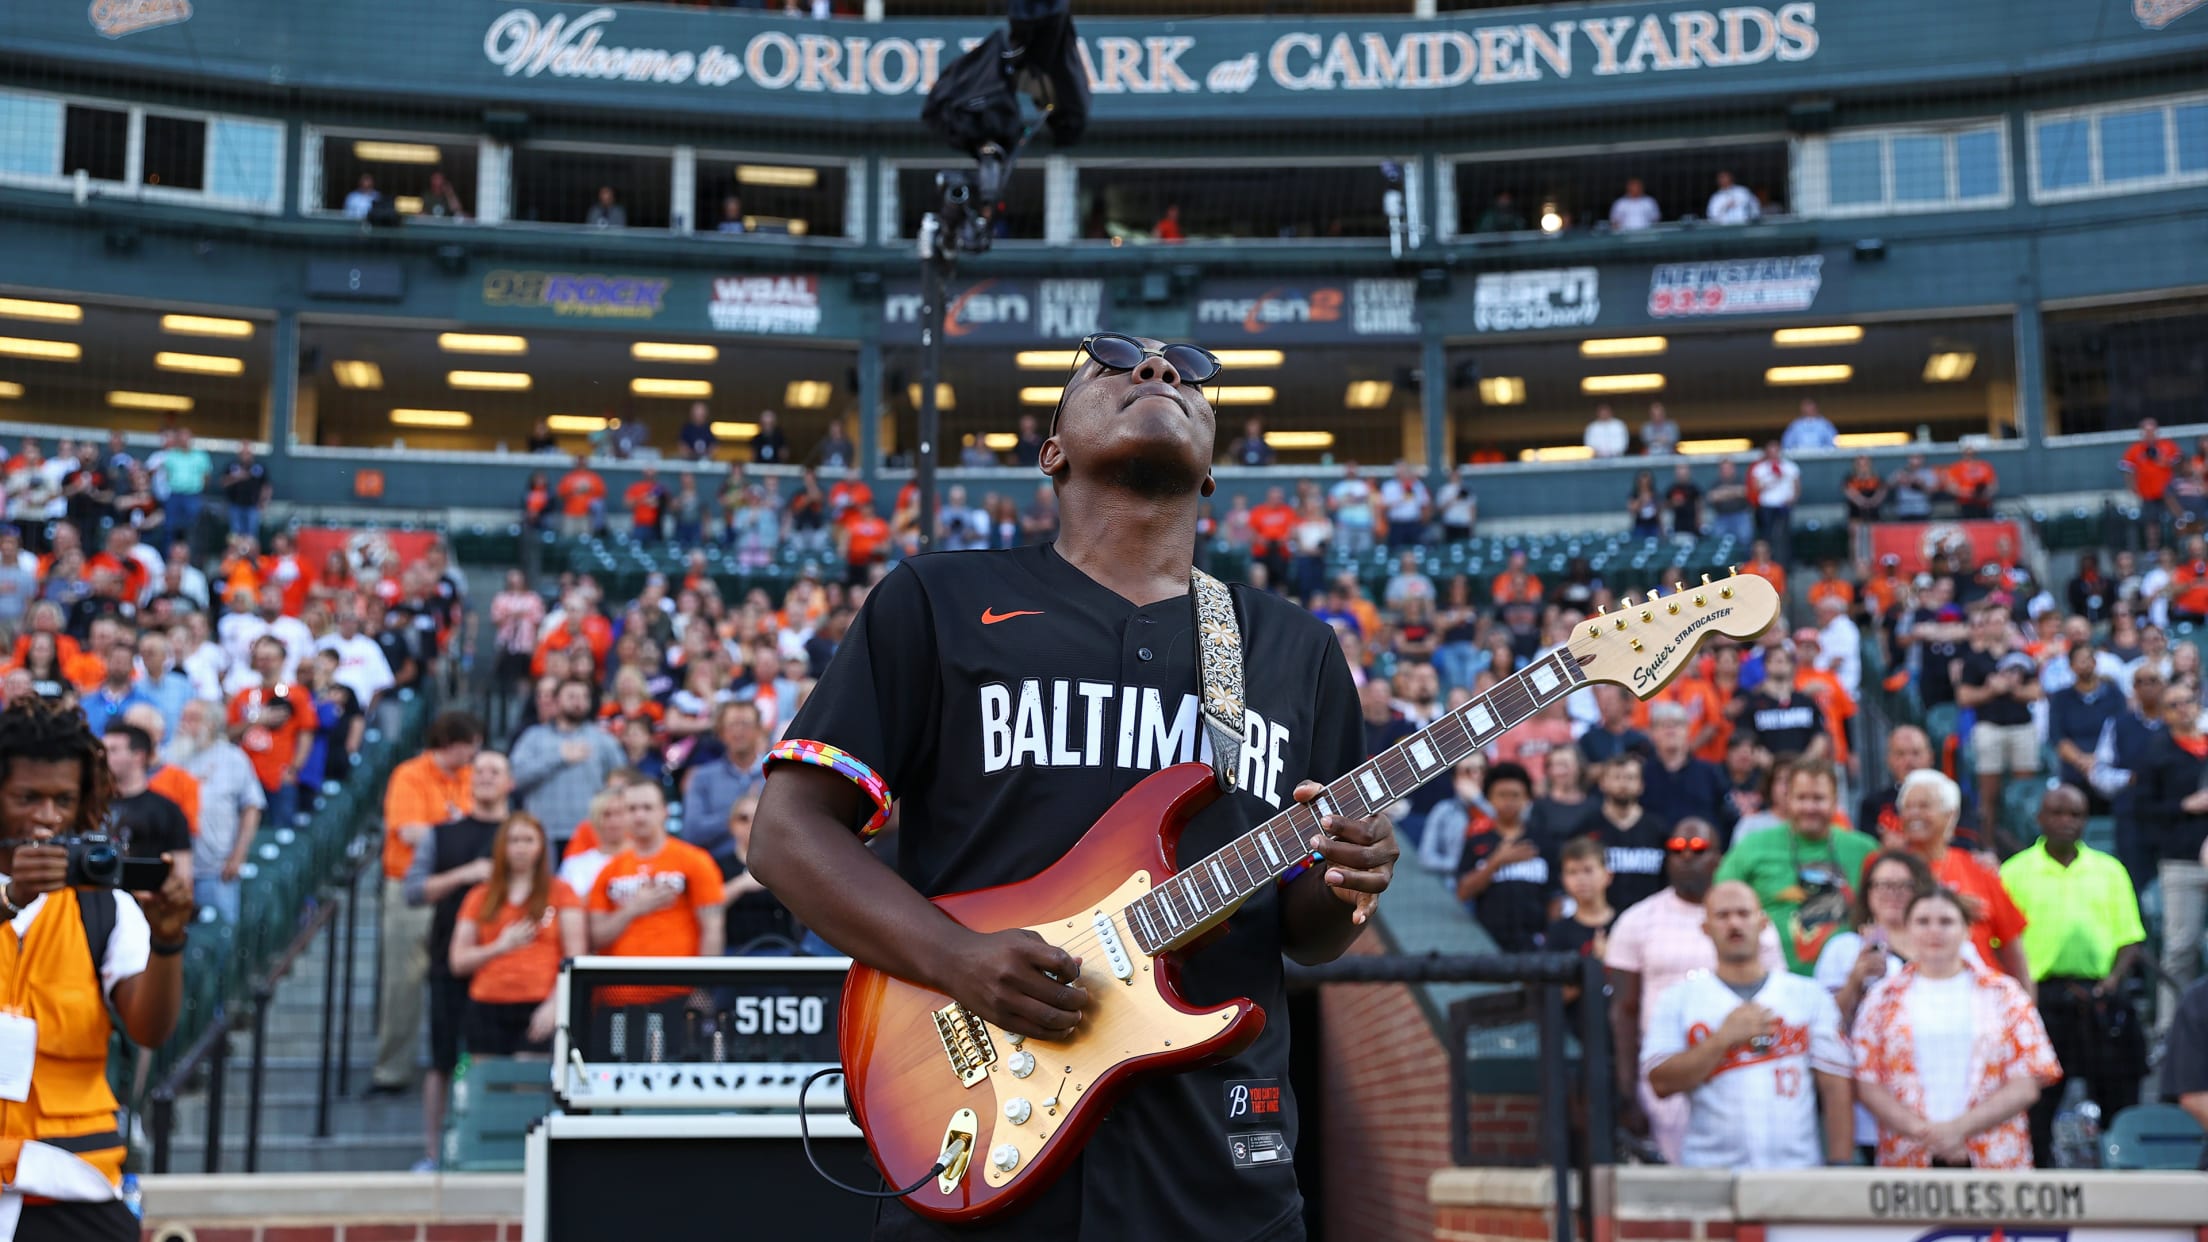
[1648,254,1825,317]
[1194,279,1420,341]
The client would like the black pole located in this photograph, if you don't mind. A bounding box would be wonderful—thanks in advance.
[203,1032,227,1174]
[1581,956,1614,1167]
[149,1090,173,1174]
[915,225,947,557]
[315,890,341,1138]
[338,862,359,1095]
[245,986,271,1173]
[1538,984,1571,1242]
[368,867,384,1038]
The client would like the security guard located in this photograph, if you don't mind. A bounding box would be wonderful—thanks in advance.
[0,699,190,1240]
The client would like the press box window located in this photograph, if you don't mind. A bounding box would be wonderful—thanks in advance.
[694,159,850,238]
[1077,162,1404,242]
[142,114,206,191]
[1796,123,2010,217]
[511,147,673,229]
[894,165,1044,240]
[2032,94,2208,201]
[317,134,479,217]
[62,104,128,182]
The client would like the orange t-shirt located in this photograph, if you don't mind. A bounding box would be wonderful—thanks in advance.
[1864,574,1903,617]
[457,881,582,1004]
[1944,460,1996,500]
[588,838,727,1004]
[1490,572,1543,605]
[260,555,310,617]
[380,752,472,879]
[1807,579,1855,610]
[11,633,83,667]
[845,512,890,564]
[1248,503,1297,556]
[565,819,599,858]
[1742,558,1788,596]
[558,469,606,518]
[2123,439,2179,502]
[1931,849,2028,967]
[84,553,148,604]
[150,765,201,838]
[624,481,664,527]
[227,685,315,801]
[1796,667,1856,768]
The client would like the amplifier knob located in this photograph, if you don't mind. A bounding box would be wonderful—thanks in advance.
[991,1144,1021,1172]
[1006,1050,1036,1079]
[1004,1098,1032,1125]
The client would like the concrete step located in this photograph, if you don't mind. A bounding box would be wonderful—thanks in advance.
[160,1132,428,1174]
[171,1087,430,1138]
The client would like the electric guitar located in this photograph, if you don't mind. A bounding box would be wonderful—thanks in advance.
[839,572,1779,1223]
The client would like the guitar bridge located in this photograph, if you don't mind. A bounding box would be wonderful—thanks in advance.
[933,1001,998,1088]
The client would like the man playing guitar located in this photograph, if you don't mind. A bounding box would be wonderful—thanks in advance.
[753,333,1399,1241]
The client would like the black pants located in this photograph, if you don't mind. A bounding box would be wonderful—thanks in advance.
[2029,978,2144,1168]
[15,1199,138,1242]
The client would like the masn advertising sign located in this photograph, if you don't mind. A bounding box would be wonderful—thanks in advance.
[881,277,1105,345]
[1194,279,1420,341]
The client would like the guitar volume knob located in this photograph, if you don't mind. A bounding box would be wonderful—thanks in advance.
[991,1144,1021,1172]
[1006,1050,1036,1078]
[1004,1098,1032,1125]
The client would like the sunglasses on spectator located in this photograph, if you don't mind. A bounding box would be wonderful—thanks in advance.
[1665,836,1712,855]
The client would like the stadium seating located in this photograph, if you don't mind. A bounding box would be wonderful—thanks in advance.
[2099,1104,2207,1171]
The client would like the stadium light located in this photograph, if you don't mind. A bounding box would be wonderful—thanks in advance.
[633,342,719,363]
[0,336,82,361]
[0,382,23,399]
[1835,431,1912,448]
[736,164,820,189]
[1016,351,1078,370]
[710,421,759,439]
[1213,350,1285,368]
[392,197,425,216]
[1263,431,1334,450]
[390,408,472,428]
[784,380,834,409]
[161,314,254,338]
[983,433,1020,451]
[1538,201,1564,234]
[1343,380,1393,409]
[1580,336,1667,358]
[1765,364,1853,386]
[1477,377,1527,406]
[437,333,528,355]
[353,141,443,165]
[1923,351,1977,382]
[546,415,608,433]
[1019,387,1064,405]
[448,370,532,391]
[155,351,245,376]
[1678,438,1755,455]
[1520,445,1596,462]
[332,360,384,390]
[0,297,82,323]
[1212,387,1276,405]
[1772,325,1864,347]
[108,391,193,412]
[631,378,713,398]
[1581,373,1666,395]
[907,382,956,410]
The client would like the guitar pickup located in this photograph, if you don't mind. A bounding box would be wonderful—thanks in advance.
[933,1001,998,1088]
[1093,912,1134,983]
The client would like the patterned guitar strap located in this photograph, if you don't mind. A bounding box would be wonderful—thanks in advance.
[1191,568,1246,794]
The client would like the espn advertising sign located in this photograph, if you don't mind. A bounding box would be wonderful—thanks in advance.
[1648,254,1830,317]
[1470,268,1600,332]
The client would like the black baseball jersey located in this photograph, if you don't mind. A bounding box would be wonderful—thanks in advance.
[769,542,1363,1242]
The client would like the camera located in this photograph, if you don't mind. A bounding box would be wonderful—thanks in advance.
[54,835,171,891]
[934,148,1008,258]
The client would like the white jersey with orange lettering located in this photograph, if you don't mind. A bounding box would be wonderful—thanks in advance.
[1641,969,1850,1169]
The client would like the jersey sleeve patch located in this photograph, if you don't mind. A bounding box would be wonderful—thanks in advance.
[767,739,893,838]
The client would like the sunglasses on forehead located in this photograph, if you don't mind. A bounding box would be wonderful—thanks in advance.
[1666,836,1712,855]
[1050,332,1225,433]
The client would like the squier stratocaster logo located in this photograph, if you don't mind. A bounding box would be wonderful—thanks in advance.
[2137,0,2207,29]
[1630,605,1734,692]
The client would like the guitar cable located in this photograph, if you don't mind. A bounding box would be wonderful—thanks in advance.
[798,1065,965,1199]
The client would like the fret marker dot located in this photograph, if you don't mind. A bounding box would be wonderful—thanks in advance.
[1531,665,1560,694]
[1467,705,1496,735]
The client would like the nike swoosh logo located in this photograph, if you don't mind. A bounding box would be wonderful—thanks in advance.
[982,608,1043,625]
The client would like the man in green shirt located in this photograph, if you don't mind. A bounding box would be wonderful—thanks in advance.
[1712,758,1876,976]
[160,427,214,553]
[1999,784,2147,1167]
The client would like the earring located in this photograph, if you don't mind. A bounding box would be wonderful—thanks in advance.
[1201,476,1216,497]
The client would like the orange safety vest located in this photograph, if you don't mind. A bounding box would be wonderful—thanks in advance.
[0,888,127,1191]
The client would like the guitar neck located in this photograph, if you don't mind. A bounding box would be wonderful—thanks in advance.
[1122,647,1588,956]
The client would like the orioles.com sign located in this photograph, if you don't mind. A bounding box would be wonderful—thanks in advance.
[479,3,1820,98]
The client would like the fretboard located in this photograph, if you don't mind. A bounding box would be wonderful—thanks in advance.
[1121,646,1587,955]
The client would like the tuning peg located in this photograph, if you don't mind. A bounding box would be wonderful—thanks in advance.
[1629,639,1643,652]
[1694,593,1707,607]
[1595,604,1606,615]
[1667,599,1681,615]
[1672,581,1685,594]
[1730,564,1739,576]
[1621,594,1636,608]
[1721,582,1735,599]
[1614,616,1627,631]
[1640,608,1654,622]
[1701,573,1712,585]
[1588,624,1602,640]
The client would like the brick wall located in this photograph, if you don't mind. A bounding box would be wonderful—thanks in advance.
[1432,1207,1742,1242]
[1317,938,1457,1242]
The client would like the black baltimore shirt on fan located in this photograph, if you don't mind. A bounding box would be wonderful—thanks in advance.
[771,543,1364,1242]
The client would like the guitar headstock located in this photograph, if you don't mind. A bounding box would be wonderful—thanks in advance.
[1567,571,1781,700]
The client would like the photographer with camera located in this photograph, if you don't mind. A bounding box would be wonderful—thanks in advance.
[0,698,188,1239]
